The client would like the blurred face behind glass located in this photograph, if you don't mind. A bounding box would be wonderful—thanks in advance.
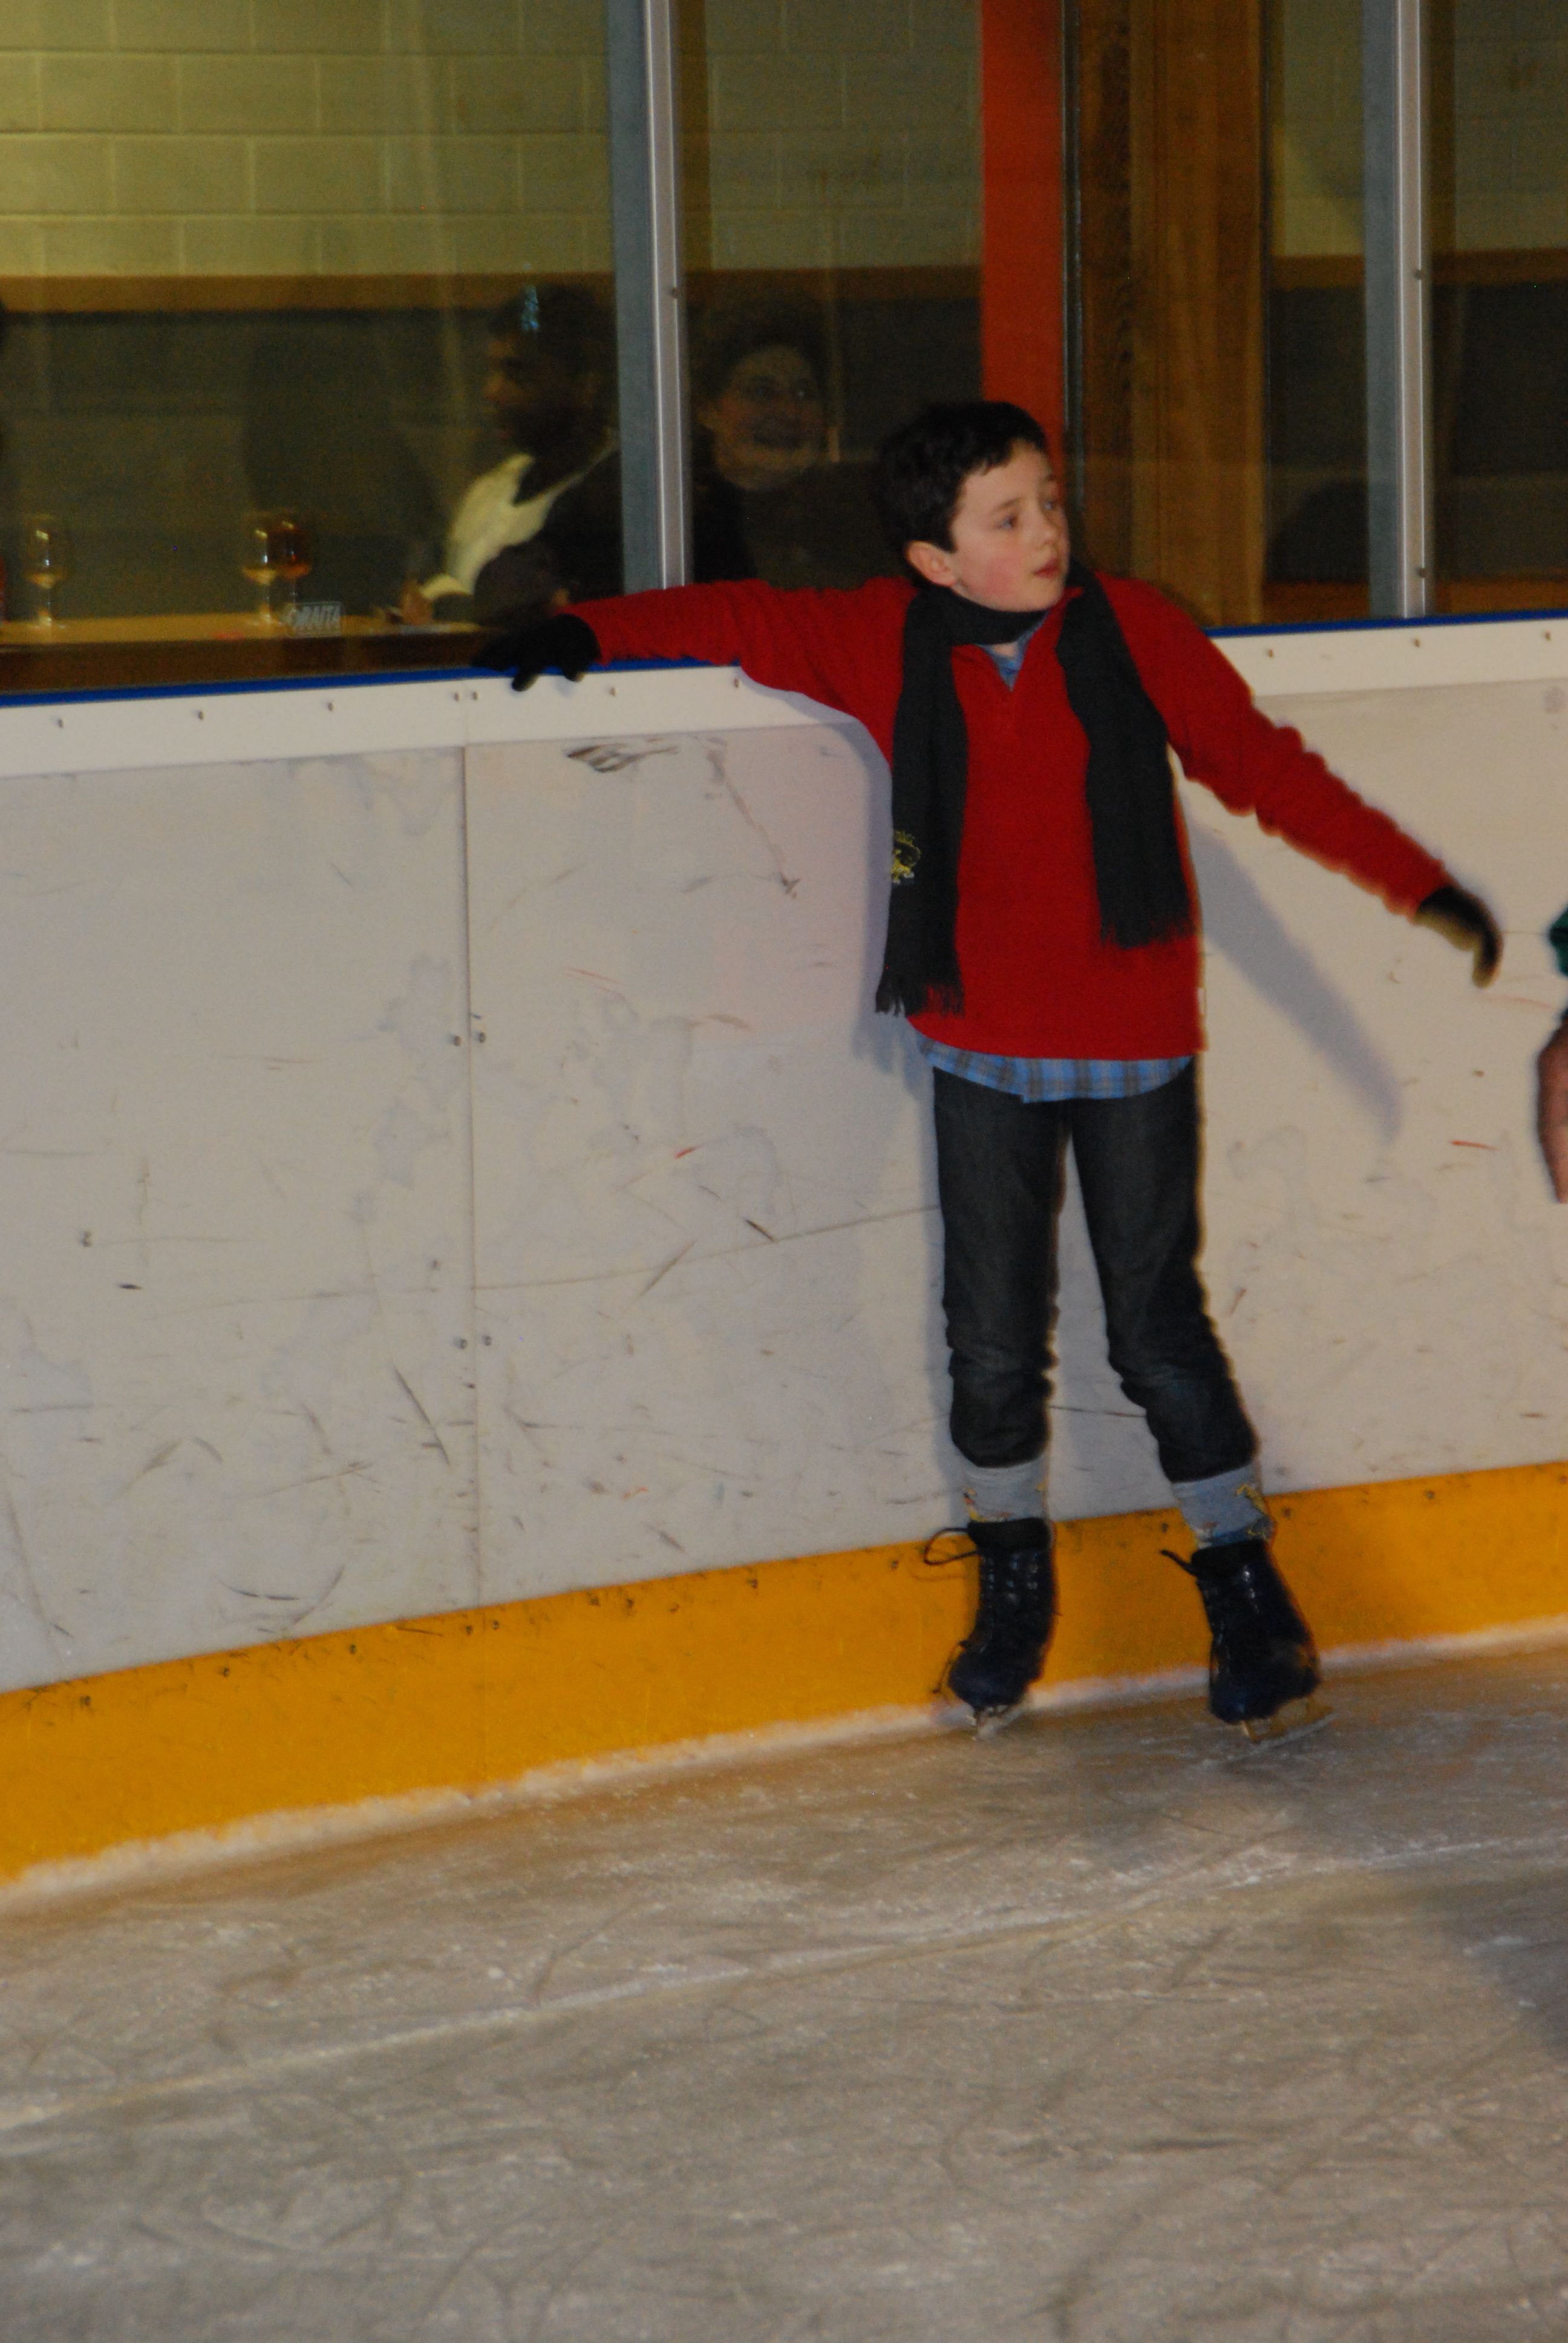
[701,342,826,491]
[484,332,593,453]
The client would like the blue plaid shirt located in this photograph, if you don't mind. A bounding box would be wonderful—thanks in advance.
[911,1035,1191,1102]
[908,628,1191,1104]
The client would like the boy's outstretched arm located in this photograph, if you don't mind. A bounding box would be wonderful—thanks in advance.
[475,577,904,728]
[1116,577,1501,982]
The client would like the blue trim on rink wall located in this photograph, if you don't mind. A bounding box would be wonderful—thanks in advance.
[1213,605,1568,641]
[0,656,714,714]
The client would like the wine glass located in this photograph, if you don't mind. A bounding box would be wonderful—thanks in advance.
[240,511,316,626]
[269,511,315,621]
[240,510,283,624]
[22,514,73,625]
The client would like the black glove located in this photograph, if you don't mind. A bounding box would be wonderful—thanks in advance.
[475,612,601,693]
[1416,884,1501,986]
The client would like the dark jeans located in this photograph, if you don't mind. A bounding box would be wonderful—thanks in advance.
[932,1063,1256,1486]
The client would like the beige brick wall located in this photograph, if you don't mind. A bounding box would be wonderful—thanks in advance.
[0,0,978,281]
[1452,0,1568,251]
[1273,0,1568,258]
[695,0,976,270]
[1269,0,1360,257]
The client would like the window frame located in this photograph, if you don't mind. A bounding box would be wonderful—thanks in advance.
[0,0,1558,696]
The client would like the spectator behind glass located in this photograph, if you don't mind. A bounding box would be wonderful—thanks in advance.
[400,283,617,626]
[689,297,896,590]
[473,293,897,625]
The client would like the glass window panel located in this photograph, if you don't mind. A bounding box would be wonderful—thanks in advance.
[1071,0,1269,627]
[1432,0,1568,611]
[1264,0,1368,621]
[676,0,984,591]
[0,2,619,684]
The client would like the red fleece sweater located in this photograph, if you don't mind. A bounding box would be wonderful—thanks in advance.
[575,572,1451,1059]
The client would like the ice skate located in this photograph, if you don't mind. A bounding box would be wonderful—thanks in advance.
[941,1518,1056,1732]
[1237,1693,1331,1746]
[1169,1536,1323,1738]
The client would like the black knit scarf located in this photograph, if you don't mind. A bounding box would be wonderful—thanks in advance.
[875,560,1194,1018]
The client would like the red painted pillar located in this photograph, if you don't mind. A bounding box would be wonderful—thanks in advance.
[980,0,1067,465]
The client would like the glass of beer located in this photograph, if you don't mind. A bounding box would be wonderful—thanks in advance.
[269,512,315,620]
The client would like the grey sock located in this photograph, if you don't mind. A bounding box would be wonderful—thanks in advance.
[1171,1460,1271,1547]
[963,1455,1047,1522]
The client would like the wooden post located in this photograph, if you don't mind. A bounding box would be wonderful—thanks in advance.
[1074,0,1135,572]
[1076,0,1266,622]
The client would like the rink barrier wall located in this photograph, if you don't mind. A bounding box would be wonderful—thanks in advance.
[4,1455,1565,1888]
[2,615,1567,1884]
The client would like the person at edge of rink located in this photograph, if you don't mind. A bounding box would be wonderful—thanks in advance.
[477,399,1502,1742]
[399,283,616,626]
[1537,907,1568,1201]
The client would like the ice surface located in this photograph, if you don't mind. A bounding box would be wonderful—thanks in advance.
[4,1653,1568,2339]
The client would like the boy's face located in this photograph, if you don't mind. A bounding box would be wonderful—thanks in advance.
[905,443,1070,614]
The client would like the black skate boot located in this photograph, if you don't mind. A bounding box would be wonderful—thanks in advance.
[944,1516,1056,1735]
[1172,1536,1324,1742]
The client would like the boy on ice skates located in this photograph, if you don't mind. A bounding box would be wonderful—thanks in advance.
[483,401,1500,1740]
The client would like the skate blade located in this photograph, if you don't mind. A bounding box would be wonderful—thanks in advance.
[1238,1693,1331,1747]
[971,1698,1028,1740]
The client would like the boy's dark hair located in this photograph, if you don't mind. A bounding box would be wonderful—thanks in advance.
[873,400,1049,555]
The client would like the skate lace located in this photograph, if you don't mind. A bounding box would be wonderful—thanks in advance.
[1163,1543,1254,1584]
[923,1525,978,1571]
[1164,1543,1288,1644]
[1162,1544,1254,1633]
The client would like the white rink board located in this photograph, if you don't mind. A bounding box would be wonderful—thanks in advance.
[465,723,946,1602]
[0,753,479,1693]
[1191,678,1568,1493]
[0,624,1561,1685]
